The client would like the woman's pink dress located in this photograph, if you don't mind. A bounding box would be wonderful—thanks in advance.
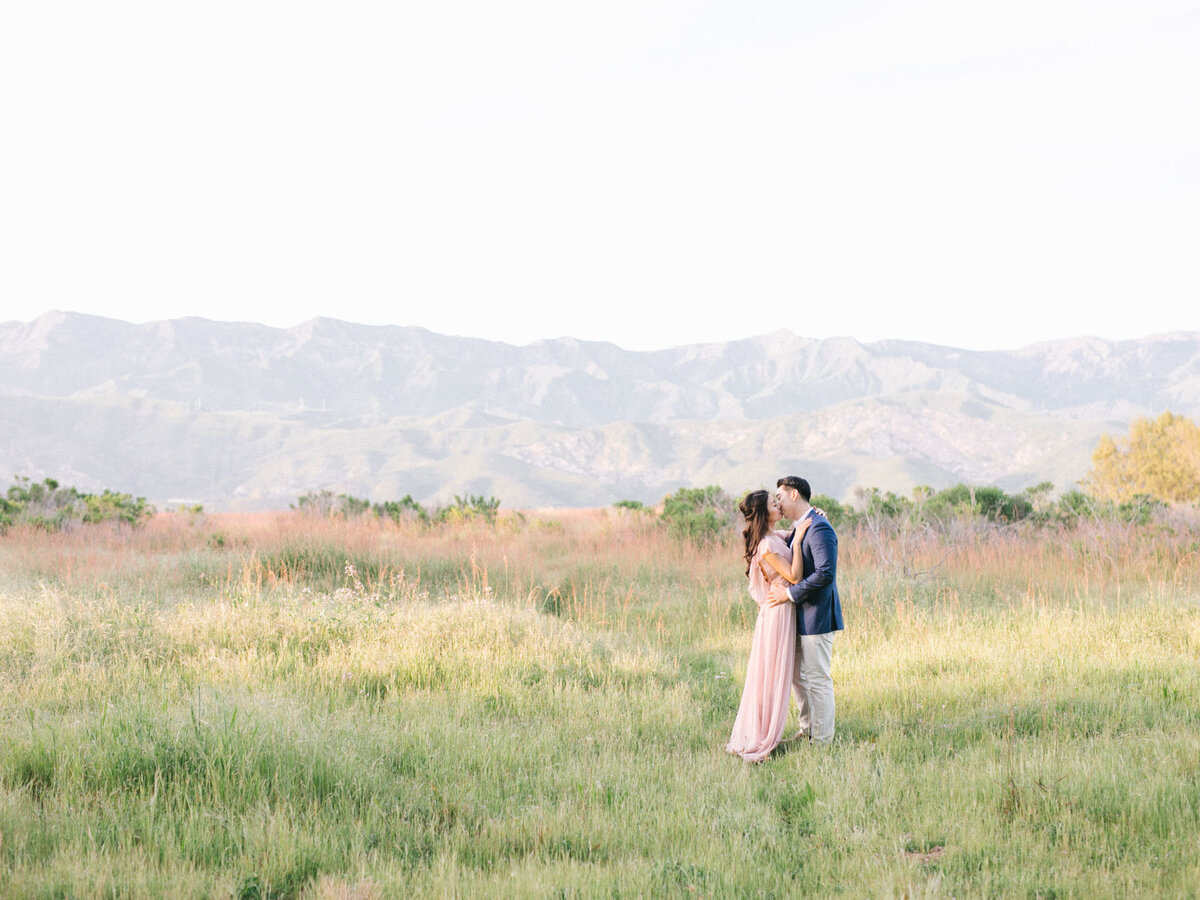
[726,532,797,762]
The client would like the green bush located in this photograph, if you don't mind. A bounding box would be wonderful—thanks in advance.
[809,493,856,529]
[293,490,504,527]
[434,494,500,525]
[849,481,1170,532]
[81,490,151,526]
[857,487,914,520]
[293,490,374,518]
[0,496,15,531]
[921,483,1033,523]
[1,476,153,532]
[1050,489,1163,526]
[659,486,735,544]
[374,495,430,524]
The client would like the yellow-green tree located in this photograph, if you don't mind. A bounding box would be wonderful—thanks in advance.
[1085,411,1200,503]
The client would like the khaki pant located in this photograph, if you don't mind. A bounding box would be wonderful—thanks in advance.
[792,632,835,743]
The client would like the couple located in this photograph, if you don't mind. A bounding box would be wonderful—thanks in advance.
[726,475,844,763]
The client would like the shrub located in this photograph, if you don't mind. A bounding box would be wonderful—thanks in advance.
[337,493,372,517]
[81,490,152,526]
[374,495,429,524]
[293,490,507,526]
[1050,489,1163,526]
[921,483,1033,524]
[293,490,372,518]
[0,476,153,532]
[809,493,855,529]
[660,486,735,544]
[434,494,500,525]
[856,487,913,521]
[293,490,338,516]
[847,481,1168,533]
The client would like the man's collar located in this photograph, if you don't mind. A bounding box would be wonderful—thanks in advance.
[787,508,813,542]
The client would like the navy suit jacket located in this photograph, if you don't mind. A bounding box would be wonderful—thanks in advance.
[786,513,844,636]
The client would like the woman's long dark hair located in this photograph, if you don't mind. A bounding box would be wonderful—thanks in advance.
[739,490,771,576]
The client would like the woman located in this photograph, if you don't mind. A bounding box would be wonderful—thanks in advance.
[725,489,812,763]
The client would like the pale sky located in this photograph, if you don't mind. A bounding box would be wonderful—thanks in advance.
[1,0,1197,351]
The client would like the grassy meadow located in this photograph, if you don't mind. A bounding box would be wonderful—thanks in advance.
[2,506,1199,897]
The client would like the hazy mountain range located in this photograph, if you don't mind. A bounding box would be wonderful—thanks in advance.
[2,312,1197,510]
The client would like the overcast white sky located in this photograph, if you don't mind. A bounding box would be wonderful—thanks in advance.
[1,0,1197,350]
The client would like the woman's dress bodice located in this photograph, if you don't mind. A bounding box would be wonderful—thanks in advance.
[748,532,791,606]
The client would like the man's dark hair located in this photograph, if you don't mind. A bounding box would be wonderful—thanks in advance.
[776,475,811,502]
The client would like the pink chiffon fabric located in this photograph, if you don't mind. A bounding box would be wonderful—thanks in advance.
[726,532,797,763]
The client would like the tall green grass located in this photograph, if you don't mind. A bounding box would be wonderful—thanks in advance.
[1,508,1198,897]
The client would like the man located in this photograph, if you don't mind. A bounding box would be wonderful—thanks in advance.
[768,476,843,743]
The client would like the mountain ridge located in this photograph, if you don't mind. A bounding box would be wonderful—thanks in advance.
[2,312,1196,509]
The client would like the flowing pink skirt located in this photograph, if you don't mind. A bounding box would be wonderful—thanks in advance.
[726,600,796,762]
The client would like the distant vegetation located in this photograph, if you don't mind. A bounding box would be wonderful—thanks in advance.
[0,476,153,533]
[847,482,1166,530]
[293,489,500,525]
[14,403,1196,545]
[644,411,1199,543]
[15,406,1183,541]
[652,478,1176,548]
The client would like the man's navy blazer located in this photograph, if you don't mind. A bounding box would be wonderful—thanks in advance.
[786,514,844,636]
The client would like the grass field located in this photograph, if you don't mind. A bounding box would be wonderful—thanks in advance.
[2,507,1199,898]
